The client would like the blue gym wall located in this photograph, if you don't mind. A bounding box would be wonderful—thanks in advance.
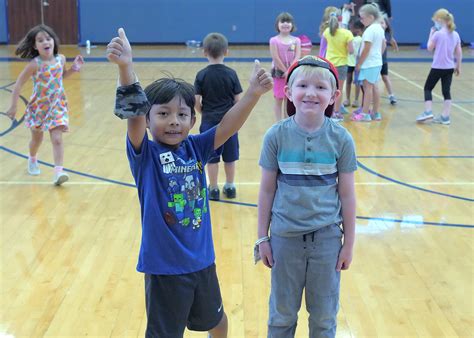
[1,0,473,45]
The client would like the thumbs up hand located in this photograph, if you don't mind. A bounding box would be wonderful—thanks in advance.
[106,28,132,67]
[248,60,273,96]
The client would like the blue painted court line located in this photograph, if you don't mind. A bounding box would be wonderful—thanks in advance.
[357,155,474,159]
[357,160,474,202]
[0,145,472,229]
[1,56,473,63]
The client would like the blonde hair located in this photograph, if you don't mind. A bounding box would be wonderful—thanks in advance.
[287,66,337,95]
[359,3,381,22]
[319,6,339,36]
[433,8,456,32]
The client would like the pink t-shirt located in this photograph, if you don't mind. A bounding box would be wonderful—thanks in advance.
[269,35,301,70]
[430,28,461,69]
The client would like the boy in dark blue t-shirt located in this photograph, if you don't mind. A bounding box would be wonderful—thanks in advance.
[107,28,272,337]
[195,32,243,200]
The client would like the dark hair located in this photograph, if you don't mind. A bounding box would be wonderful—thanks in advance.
[15,24,60,59]
[144,77,196,118]
[352,20,365,31]
[203,32,228,59]
[275,12,297,32]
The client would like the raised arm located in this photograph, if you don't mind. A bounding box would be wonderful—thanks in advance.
[106,28,148,151]
[6,60,37,119]
[214,60,272,149]
[63,54,84,79]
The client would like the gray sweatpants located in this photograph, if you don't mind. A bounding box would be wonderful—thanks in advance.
[268,224,343,338]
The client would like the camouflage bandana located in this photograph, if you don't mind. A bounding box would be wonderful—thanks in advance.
[114,83,151,119]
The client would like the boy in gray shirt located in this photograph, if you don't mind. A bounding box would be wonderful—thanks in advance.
[256,55,357,338]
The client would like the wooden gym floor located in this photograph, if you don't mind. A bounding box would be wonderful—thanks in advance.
[0,44,473,337]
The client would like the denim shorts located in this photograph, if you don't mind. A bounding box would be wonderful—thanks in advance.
[200,121,239,163]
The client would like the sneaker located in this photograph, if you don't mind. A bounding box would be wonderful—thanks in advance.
[208,186,220,201]
[361,113,372,122]
[340,105,350,115]
[372,112,382,121]
[350,112,363,121]
[416,111,434,122]
[389,95,397,105]
[351,100,359,108]
[343,99,350,107]
[27,158,41,176]
[53,171,69,186]
[433,115,450,125]
[223,186,236,199]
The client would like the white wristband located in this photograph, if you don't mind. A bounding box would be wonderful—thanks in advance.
[255,236,270,246]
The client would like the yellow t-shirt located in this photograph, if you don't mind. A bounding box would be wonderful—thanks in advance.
[323,27,354,67]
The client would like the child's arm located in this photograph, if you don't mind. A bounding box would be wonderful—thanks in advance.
[390,37,399,52]
[427,28,437,52]
[63,55,84,78]
[318,36,328,57]
[194,95,202,114]
[214,60,272,149]
[270,41,286,72]
[6,60,37,119]
[336,171,356,271]
[454,40,462,76]
[257,167,278,268]
[347,40,354,55]
[382,38,387,54]
[355,41,371,72]
[106,28,147,151]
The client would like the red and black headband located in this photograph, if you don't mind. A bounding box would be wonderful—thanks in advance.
[286,55,339,117]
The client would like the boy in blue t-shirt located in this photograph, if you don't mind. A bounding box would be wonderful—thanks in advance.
[107,28,272,337]
[195,32,243,201]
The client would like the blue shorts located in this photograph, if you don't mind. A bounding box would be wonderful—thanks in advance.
[200,121,239,164]
[358,66,382,84]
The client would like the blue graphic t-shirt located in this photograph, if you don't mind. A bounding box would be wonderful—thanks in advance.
[127,128,218,275]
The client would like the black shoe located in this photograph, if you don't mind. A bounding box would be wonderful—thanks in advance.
[209,187,220,201]
[223,186,236,199]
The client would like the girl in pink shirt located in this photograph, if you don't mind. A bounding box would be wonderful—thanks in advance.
[269,12,301,121]
[416,8,462,125]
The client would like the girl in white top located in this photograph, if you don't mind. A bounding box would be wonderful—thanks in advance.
[353,4,385,122]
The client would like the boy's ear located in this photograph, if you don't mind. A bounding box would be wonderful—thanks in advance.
[330,89,341,105]
[224,49,229,56]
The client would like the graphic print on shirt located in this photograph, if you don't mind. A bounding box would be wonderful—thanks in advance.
[161,151,207,229]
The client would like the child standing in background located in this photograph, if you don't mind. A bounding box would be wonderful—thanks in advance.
[353,4,385,122]
[344,20,364,108]
[380,17,399,105]
[323,12,354,121]
[270,12,301,121]
[194,33,243,200]
[416,8,462,125]
[6,24,84,185]
[318,6,339,58]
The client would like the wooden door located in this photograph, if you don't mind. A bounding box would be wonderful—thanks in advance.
[7,0,78,44]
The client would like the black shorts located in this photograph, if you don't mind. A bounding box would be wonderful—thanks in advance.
[200,121,239,164]
[144,264,224,337]
[347,66,355,74]
[380,62,388,76]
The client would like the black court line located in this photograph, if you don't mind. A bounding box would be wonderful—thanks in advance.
[0,145,472,229]
[357,160,474,202]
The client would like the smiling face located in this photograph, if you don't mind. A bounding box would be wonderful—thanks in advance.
[147,95,196,148]
[34,31,55,58]
[278,20,293,34]
[285,68,338,117]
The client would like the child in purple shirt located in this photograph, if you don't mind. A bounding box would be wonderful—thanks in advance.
[416,8,462,125]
